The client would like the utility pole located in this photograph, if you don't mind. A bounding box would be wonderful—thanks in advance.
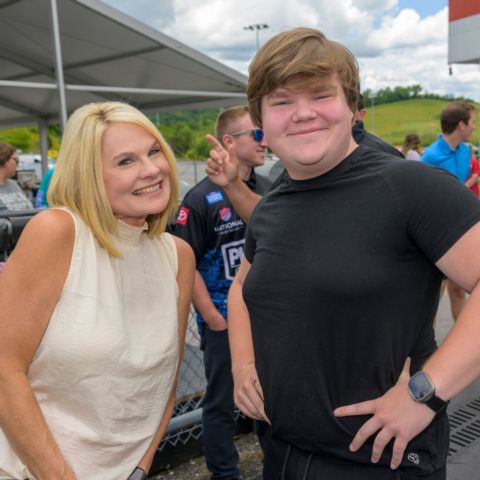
[370,92,376,134]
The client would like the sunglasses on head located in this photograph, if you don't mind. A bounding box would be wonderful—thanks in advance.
[229,128,264,142]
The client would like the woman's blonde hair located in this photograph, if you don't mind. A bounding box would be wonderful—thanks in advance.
[247,27,360,128]
[48,101,179,257]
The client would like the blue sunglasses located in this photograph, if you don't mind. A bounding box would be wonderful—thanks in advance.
[229,128,264,142]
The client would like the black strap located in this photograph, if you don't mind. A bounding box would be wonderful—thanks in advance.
[426,395,449,413]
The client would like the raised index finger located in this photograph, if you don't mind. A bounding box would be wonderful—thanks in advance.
[206,134,224,150]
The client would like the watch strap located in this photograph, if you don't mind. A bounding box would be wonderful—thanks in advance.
[127,467,147,480]
[425,394,448,413]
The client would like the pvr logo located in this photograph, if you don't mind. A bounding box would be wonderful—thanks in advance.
[221,240,245,280]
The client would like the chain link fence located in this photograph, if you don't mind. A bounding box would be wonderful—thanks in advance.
[157,306,246,454]
[160,306,206,450]
[157,160,251,465]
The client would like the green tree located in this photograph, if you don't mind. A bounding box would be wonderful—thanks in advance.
[160,123,194,157]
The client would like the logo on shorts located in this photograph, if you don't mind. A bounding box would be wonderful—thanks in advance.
[221,240,245,280]
[206,191,223,204]
[407,452,420,465]
[176,206,189,225]
[219,207,232,222]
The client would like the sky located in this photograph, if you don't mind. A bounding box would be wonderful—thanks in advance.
[102,0,480,101]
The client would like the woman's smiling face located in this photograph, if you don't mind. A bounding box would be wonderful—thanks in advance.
[102,122,171,227]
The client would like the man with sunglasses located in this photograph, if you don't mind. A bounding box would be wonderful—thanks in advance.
[175,106,270,480]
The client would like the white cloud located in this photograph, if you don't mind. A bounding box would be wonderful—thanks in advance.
[100,0,480,101]
[366,7,446,50]
[353,0,397,13]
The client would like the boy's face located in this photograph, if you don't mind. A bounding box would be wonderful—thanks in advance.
[260,74,356,180]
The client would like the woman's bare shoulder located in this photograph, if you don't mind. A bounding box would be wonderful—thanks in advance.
[7,208,75,278]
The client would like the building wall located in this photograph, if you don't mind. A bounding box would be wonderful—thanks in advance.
[448,0,480,64]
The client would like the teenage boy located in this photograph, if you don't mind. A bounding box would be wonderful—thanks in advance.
[217,28,480,480]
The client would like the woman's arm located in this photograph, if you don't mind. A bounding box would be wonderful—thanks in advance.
[228,259,269,423]
[0,209,76,479]
[135,236,195,473]
[465,173,479,189]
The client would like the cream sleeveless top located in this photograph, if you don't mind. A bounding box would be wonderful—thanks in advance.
[0,209,179,479]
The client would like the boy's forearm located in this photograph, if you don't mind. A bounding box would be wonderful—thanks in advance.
[223,177,261,223]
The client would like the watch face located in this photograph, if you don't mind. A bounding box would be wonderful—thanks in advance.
[408,371,434,402]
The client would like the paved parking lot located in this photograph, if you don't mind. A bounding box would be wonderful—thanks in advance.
[436,294,480,479]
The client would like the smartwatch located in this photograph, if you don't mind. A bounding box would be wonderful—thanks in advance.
[127,467,147,480]
[407,371,448,413]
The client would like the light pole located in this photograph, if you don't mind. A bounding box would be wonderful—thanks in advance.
[243,23,269,50]
[370,92,376,134]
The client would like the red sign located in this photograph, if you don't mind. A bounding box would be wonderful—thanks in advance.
[449,0,480,22]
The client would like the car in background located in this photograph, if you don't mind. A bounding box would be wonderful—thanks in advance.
[256,153,283,182]
[17,154,44,183]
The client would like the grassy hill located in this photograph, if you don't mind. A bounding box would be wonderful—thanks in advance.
[364,98,480,148]
[1,98,479,154]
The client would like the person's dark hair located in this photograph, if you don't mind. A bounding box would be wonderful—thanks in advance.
[0,142,16,168]
[401,134,421,156]
[440,102,476,134]
[357,94,365,111]
[247,27,360,128]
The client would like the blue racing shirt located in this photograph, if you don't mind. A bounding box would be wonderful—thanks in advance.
[174,170,271,333]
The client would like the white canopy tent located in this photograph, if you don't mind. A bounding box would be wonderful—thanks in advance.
[0,0,248,169]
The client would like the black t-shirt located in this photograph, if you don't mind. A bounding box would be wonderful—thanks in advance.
[243,145,480,473]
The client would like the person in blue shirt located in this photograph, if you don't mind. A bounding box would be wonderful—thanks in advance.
[421,101,477,322]
[35,168,55,208]
[421,102,475,182]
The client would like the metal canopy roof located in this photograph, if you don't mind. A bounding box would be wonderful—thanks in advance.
[0,0,248,130]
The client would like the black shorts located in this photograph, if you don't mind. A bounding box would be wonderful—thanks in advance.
[263,435,446,480]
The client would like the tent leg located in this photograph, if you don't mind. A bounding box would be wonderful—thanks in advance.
[49,0,67,130]
[38,119,49,176]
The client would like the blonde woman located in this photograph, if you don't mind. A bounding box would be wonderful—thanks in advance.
[0,102,194,480]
